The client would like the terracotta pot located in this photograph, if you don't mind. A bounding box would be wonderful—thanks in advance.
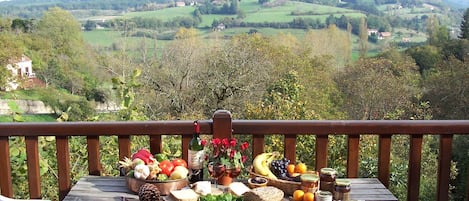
[217,174,234,186]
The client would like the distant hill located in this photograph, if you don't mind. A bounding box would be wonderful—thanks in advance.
[443,0,469,9]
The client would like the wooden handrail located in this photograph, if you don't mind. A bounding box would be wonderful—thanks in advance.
[0,111,468,201]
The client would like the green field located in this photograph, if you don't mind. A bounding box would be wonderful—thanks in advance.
[0,114,56,122]
[121,0,365,28]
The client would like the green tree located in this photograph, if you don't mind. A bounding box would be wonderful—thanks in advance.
[36,7,84,56]
[406,45,441,76]
[459,8,469,39]
[84,20,96,31]
[426,15,449,46]
[0,32,22,89]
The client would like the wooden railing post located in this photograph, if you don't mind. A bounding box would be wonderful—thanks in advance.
[378,134,392,187]
[87,136,102,176]
[0,136,13,197]
[56,136,70,201]
[347,135,360,178]
[316,135,328,170]
[25,136,41,199]
[408,134,423,201]
[212,110,232,139]
[284,135,297,164]
[437,134,453,201]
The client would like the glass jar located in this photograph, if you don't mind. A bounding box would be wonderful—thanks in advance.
[300,173,319,193]
[316,190,333,201]
[334,179,351,201]
[319,168,337,193]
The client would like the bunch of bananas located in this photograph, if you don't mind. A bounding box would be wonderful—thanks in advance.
[252,152,280,179]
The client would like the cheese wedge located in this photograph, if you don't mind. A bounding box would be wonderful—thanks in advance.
[170,189,199,201]
[228,182,251,196]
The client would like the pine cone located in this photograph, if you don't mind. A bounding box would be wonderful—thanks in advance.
[138,183,162,201]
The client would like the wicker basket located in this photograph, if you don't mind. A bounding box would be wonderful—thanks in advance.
[126,176,189,195]
[248,167,301,195]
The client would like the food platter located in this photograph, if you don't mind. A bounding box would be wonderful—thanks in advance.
[126,176,189,195]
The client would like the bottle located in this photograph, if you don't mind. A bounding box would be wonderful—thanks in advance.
[188,120,204,183]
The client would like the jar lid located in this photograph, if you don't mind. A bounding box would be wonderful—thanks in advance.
[300,173,319,182]
[335,179,351,186]
[317,190,333,198]
[320,168,337,175]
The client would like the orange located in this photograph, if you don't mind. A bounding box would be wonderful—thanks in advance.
[293,190,305,201]
[303,192,315,201]
[287,164,296,174]
[295,163,307,174]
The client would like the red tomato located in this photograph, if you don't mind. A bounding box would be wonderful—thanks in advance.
[159,160,174,176]
[172,158,187,168]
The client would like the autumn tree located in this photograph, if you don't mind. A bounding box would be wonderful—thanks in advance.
[336,51,420,120]
[302,24,352,67]
[358,17,368,58]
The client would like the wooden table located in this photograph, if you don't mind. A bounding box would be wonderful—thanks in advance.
[63,176,398,201]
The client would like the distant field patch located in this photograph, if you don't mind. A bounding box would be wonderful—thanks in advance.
[123,6,196,20]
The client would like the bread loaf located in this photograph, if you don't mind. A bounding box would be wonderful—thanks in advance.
[243,186,284,201]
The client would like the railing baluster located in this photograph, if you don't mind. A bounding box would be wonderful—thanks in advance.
[437,134,453,201]
[118,136,131,161]
[182,135,190,162]
[378,134,392,187]
[87,136,101,175]
[150,135,162,155]
[252,135,264,157]
[408,134,423,201]
[284,134,296,164]
[347,135,360,178]
[0,136,13,197]
[25,136,41,199]
[316,135,328,170]
[56,136,70,201]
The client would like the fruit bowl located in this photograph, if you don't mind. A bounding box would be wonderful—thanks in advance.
[247,177,268,188]
[126,176,189,195]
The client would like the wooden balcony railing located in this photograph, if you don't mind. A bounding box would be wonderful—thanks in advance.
[1,110,469,201]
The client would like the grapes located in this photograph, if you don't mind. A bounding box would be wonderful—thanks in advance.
[270,158,290,178]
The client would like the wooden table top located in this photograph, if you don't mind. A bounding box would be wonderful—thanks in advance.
[63,176,398,201]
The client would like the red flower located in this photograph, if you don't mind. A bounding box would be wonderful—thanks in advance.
[201,139,207,146]
[222,138,229,147]
[230,138,237,147]
[241,155,247,163]
[241,142,249,150]
[212,138,221,146]
[230,150,236,158]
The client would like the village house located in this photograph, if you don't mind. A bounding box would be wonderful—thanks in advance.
[4,54,41,91]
